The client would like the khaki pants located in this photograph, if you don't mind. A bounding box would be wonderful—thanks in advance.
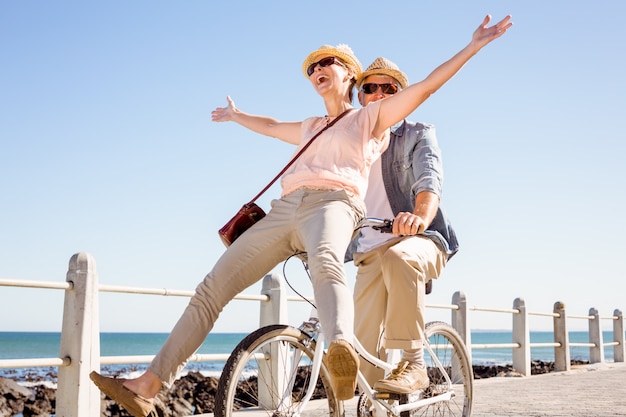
[149,189,365,387]
[353,235,447,386]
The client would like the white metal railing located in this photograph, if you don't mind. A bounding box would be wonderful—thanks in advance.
[1,252,625,417]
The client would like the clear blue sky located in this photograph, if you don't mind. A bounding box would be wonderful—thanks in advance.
[1,1,625,333]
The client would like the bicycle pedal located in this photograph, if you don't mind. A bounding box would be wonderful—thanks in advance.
[373,391,405,401]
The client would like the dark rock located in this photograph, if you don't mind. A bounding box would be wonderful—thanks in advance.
[0,376,33,416]
[529,359,556,375]
[472,364,515,379]
[191,372,218,413]
[23,385,55,416]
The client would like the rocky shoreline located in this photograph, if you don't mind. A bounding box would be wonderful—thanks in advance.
[0,360,587,416]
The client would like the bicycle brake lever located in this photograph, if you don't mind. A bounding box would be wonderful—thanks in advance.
[372,219,393,233]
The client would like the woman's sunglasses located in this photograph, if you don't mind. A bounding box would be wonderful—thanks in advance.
[306,56,346,77]
[361,83,399,95]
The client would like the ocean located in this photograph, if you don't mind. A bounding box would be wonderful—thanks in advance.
[0,330,621,384]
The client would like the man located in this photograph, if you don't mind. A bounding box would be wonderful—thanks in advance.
[351,57,459,393]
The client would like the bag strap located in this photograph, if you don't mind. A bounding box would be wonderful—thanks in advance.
[247,108,353,204]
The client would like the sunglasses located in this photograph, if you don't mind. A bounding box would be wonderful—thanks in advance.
[361,83,399,95]
[306,56,346,77]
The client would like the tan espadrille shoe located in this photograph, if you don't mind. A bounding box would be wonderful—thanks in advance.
[90,371,155,417]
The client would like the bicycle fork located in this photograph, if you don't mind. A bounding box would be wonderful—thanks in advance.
[283,316,324,415]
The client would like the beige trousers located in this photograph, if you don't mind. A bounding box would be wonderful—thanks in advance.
[353,235,447,386]
[149,189,365,387]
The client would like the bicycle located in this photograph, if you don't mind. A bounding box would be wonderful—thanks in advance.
[213,218,474,417]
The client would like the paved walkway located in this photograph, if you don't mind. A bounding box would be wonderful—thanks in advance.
[201,362,626,416]
[470,361,626,417]
[339,362,626,417]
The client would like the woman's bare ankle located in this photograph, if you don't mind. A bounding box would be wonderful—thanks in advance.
[123,371,162,399]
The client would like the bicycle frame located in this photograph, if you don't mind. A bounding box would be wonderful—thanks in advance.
[216,236,472,417]
[297,308,457,417]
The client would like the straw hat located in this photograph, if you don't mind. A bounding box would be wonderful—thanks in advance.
[356,57,409,90]
[302,44,362,80]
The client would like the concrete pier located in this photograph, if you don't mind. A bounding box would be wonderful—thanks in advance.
[471,361,626,417]
[338,362,626,417]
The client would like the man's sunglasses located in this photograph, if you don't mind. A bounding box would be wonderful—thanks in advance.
[306,56,346,77]
[361,83,399,95]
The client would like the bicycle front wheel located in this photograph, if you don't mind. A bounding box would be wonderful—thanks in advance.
[214,324,343,417]
[417,321,474,417]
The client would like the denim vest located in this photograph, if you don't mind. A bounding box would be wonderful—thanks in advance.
[383,120,459,258]
[346,120,459,261]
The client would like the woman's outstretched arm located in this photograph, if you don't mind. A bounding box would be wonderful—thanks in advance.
[375,14,513,136]
[211,96,302,145]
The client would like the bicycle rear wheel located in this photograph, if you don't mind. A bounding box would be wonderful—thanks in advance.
[214,324,343,417]
[416,321,474,417]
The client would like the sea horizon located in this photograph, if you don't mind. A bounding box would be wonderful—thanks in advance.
[1,330,622,387]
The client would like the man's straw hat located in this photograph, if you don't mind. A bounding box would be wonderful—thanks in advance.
[357,57,409,90]
[302,44,362,80]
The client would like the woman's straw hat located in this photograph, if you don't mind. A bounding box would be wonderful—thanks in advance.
[356,57,409,90]
[302,44,362,79]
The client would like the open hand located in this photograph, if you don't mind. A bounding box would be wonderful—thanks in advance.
[211,96,237,122]
[472,15,513,49]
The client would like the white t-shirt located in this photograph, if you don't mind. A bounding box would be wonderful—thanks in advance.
[357,155,395,253]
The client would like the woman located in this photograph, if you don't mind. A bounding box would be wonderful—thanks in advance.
[91,14,512,417]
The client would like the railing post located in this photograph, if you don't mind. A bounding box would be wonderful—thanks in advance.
[553,301,570,371]
[451,291,472,364]
[257,273,289,408]
[260,273,288,326]
[589,307,605,363]
[614,309,625,362]
[56,252,100,417]
[512,298,530,376]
